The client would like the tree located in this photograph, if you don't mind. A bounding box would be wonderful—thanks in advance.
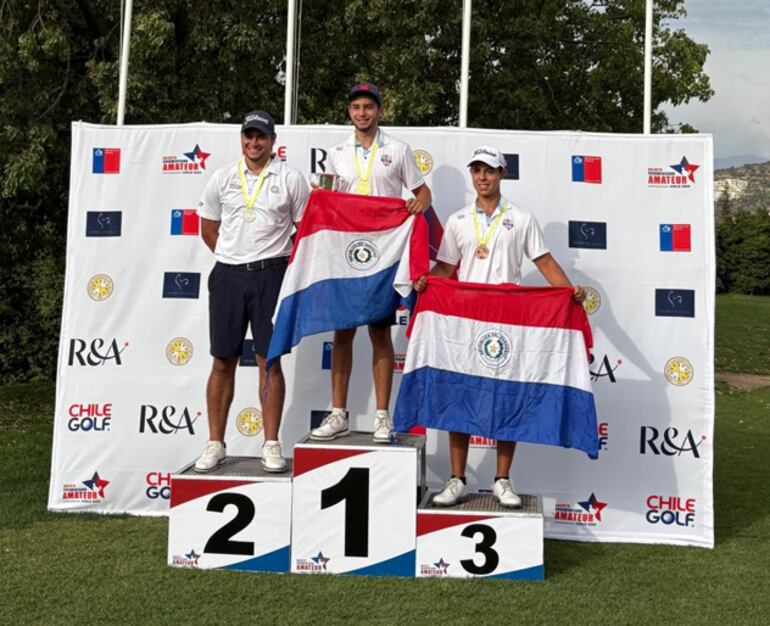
[0,1,714,382]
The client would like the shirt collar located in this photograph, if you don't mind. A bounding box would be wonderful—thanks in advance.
[242,157,280,177]
[350,129,385,149]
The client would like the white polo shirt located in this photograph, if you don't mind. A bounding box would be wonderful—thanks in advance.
[326,130,425,198]
[436,197,549,284]
[198,158,308,264]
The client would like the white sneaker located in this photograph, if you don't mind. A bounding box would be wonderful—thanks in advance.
[310,410,349,441]
[493,478,522,508]
[261,440,287,473]
[372,414,393,443]
[194,440,226,472]
[432,477,468,506]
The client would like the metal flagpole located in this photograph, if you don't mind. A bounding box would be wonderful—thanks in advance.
[459,0,471,128]
[643,0,653,134]
[117,0,134,125]
[284,0,298,125]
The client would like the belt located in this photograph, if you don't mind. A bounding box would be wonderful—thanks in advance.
[221,257,289,271]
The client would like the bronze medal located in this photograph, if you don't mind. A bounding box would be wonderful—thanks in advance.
[475,244,489,259]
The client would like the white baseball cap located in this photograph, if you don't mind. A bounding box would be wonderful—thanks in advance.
[467,145,507,169]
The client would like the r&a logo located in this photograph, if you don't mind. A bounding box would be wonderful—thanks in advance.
[139,405,200,435]
[68,338,128,366]
[639,426,705,458]
[589,353,622,382]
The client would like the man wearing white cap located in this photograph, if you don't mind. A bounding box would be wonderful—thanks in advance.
[414,145,586,507]
[311,82,432,444]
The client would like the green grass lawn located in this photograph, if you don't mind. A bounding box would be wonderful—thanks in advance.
[716,293,770,374]
[2,296,770,624]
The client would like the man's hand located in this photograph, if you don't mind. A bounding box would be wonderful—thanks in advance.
[413,275,428,293]
[573,285,587,303]
[405,197,426,215]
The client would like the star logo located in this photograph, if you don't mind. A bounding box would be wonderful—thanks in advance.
[433,558,450,573]
[310,551,330,570]
[185,549,200,564]
[578,493,607,522]
[183,144,210,170]
[82,472,110,498]
[669,156,699,183]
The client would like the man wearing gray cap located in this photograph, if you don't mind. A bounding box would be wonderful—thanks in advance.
[311,82,432,444]
[194,111,309,473]
[414,145,586,507]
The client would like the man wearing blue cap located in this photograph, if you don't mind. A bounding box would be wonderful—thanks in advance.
[311,82,432,444]
[194,111,309,473]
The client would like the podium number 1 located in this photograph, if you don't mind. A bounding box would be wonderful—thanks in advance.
[321,467,369,557]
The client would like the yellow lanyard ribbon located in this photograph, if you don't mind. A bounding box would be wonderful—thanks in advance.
[472,200,508,248]
[239,157,272,211]
[354,134,379,194]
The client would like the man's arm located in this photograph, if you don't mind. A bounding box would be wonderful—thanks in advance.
[533,253,586,302]
[201,218,220,254]
[405,183,432,215]
[414,260,455,292]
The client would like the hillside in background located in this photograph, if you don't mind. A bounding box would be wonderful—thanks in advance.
[715,160,770,214]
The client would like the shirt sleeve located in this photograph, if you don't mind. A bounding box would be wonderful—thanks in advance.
[286,169,310,223]
[435,216,461,266]
[197,170,223,221]
[524,213,549,261]
[401,144,426,192]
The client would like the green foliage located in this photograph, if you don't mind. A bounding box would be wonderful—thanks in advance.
[716,294,770,374]
[716,211,770,295]
[0,1,714,383]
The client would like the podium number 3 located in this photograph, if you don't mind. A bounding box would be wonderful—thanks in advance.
[460,524,499,574]
[204,493,255,556]
[321,467,369,557]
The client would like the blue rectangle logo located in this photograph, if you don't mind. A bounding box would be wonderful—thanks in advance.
[240,340,258,367]
[503,153,520,180]
[655,289,695,318]
[321,341,333,370]
[568,221,607,249]
[86,211,122,237]
[162,272,200,299]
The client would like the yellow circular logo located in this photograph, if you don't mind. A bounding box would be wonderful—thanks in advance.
[583,286,601,315]
[664,357,693,386]
[236,407,263,437]
[413,150,433,175]
[87,274,113,301]
[166,337,193,366]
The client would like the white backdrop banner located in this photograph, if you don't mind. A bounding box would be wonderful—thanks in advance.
[49,122,714,548]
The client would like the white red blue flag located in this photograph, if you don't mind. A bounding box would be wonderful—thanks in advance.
[267,190,428,366]
[393,277,599,458]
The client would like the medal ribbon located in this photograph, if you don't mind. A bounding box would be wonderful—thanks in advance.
[354,134,379,189]
[472,200,508,250]
[239,157,272,211]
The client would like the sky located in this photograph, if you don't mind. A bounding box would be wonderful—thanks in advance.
[663,0,770,161]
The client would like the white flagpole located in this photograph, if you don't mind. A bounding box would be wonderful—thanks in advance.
[643,0,653,134]
[459,0,472,128]
[117,0,133,126]
[284,0,298,125]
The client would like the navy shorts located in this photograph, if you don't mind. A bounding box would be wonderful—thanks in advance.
[208,258,288,359]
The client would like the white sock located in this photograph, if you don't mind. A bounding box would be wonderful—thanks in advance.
[375,409,389,418]
[332,407,348,419]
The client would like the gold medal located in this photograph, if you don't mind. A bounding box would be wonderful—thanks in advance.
[475,244,489,259]
[354,133,379,196]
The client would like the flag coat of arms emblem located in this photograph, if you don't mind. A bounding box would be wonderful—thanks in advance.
[267,190,428,366]
[393,277,599,458]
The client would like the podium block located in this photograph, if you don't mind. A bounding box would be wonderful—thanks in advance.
[168,457,292,572]
[291,432,425,576]
[416,492,544,580]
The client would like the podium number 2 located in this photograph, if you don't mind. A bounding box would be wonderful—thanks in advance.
[321,467,369,557]
[460,524,499,574]
[204,493,255,556]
